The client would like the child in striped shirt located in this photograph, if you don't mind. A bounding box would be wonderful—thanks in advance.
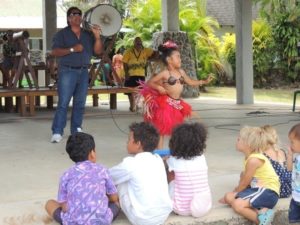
[166,122,212,217]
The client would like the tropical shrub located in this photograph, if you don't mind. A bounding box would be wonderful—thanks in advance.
[114,0,161,50]
[252,20,275,87]
[255,0,300,82]
[220,20,277,87]
[195,33,226,82]
[272,11,300,81]
[179,0,223,81]
[220,33,236,84]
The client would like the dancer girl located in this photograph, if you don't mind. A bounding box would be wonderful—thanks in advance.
[140,40,213,149]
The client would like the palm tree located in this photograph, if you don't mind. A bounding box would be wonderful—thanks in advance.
[115,0,161,50]
[179,0,224,80]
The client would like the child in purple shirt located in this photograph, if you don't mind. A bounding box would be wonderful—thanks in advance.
[45,132,120,225]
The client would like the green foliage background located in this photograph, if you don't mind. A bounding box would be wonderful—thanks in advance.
[62,0,300,87]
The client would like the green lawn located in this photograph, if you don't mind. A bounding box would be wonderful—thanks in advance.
[201,87,295,104]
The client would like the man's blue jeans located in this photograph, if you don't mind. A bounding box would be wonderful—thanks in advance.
[51,67,89,135]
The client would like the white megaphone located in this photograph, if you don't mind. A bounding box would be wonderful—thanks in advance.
[83,4,122,37]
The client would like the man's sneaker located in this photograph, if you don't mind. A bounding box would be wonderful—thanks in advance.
[77,128,83,132]
[51,134,62,143]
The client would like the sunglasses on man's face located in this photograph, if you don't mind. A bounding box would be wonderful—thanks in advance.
[69,12,82,17]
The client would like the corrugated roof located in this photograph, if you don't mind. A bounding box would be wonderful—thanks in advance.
[207,0,259,26]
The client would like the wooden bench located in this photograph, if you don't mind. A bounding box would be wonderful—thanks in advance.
[26,86,134,116]
[0,89,27,116]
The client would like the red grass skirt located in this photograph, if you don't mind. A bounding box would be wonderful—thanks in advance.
[138,83,191,135]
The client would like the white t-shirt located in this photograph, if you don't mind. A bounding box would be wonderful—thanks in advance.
[109,152,172,225]
[167,155,211,216]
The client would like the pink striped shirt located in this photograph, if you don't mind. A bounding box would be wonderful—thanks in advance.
[167,155,211,215]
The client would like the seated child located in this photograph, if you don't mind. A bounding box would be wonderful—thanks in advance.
[109,122,172,225]
[45,132,119,225]
[287,123,300,223]
[220,126,280,225]
[261,125,292,198]
[166,122,212,217]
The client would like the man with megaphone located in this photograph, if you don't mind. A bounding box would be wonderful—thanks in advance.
[50,6,103,143]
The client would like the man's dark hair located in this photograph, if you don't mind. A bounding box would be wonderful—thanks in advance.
[129,122,159,152]
[67,6,82,17]
[169,122,207,160]
[66,132,95,162]
[66,7,82,25]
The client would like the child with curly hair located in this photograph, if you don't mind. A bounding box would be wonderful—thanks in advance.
[139,40,213,149]
[166,122,212,217]
[220,126,280,225]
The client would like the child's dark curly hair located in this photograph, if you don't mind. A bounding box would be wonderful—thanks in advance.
[129,122,159,152]
[66,132,95,162]
[169,122,207,159]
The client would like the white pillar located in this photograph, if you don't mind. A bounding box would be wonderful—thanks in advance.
[235,0,253,104]
[161,0,179,32]
[41,0,57,89]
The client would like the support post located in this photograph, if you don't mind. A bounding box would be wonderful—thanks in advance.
[42,0,57,57]
[161,0,179,32]
[235,0,254,104]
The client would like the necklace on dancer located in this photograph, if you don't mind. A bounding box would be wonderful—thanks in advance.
[133,48,142,60]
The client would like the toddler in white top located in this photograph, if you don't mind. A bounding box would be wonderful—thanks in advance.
[167,122,212,217]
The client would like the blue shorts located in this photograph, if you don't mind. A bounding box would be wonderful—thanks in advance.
[109,202,120,220]
[53,207,63,225]
[53,203,120,223]
[289,198,300,223]
[236,187,279,209]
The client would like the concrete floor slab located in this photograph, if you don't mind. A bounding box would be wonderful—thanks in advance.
[0,97,298,224]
